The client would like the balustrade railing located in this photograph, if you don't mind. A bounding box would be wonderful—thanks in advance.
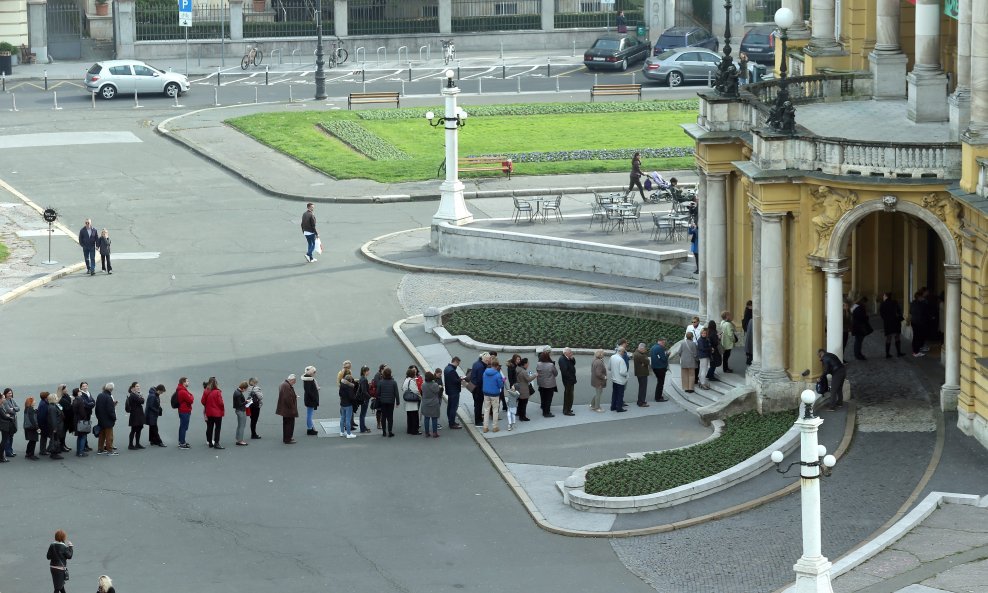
[788,137,961,178]
[978,158,988,197]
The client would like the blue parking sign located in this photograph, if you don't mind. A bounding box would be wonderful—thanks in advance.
[179,0,192,27]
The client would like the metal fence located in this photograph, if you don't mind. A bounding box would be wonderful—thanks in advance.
[452,0,541,32]
[553,0,642,29]
[245,0,332,38]
[136,3,230,41]
[348,0,439,35]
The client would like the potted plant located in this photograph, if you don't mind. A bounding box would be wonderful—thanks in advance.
[95,0,109,17]
[0,42,14,76]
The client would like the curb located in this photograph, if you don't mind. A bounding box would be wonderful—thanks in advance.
[392,312,858,538]
[360,227,702,300]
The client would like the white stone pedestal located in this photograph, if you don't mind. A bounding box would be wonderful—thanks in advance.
[907,72,949,122]
[949,90,972,141]
[869,51,907,100]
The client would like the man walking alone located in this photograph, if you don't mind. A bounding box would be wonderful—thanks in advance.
[301,203,318,263]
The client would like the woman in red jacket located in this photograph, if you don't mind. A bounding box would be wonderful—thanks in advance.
[201,376,225,450]
[176,377,195,449]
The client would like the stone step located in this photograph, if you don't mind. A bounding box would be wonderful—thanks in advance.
[665,363,749,415]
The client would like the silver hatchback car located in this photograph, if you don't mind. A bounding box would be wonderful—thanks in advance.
[641,48,722,87]
[84,60,190,100]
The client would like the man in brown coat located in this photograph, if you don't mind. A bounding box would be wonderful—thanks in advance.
[276,374,299,444]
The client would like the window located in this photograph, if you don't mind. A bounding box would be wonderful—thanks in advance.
[422,5,438,18]
[133,65,155,76]
[700,52,720,64]
[580,1,602,11]
[495,2,518,15]
[109,66,131,75]
[677,52,698,62]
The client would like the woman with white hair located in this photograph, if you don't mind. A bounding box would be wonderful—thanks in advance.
[46,392,65,460]
[680,331,699,393]
[97,574,116,593]
[302,366,320,436]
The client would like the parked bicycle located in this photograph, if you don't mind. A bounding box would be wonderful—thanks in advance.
[241,45,263,69]
[441,39,455,65]
[327,36,348,68]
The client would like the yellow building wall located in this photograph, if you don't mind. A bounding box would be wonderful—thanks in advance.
[959,206,988,419]
[0,0,28,47]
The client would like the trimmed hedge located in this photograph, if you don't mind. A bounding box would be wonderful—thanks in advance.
[317,121,410,161]
[468,146,693,163]
[442,308,686,351]
[584,409,798,497]
[0,241,8,264]
[357,100,700,121]
[554,10,644,29]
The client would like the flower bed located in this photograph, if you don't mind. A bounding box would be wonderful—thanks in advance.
[467,146,694,163]
[583,409,798,497]
[355,99,701,121]
[318,121,410,161]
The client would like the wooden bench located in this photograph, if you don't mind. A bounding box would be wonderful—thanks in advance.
[347,92,400,110]
[590,83,642,102]
[458,156,513,179]
[19,44,36,65]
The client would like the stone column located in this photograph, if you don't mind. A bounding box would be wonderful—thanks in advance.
[807,0,839,52]
[705,174,728,322]
[760,213,787,382]
[823,264,846,362]
[940,266,961,411]
[334,0,348,37]
[907,0,948,122]
[541,0,554,32]
[969,0,988,131]
[697,172,708,318]
[949,0,972,137]
[229,0,243,41]
[749,209,762,378]
[27,0,48,65]
[784,0,810,39]
[439,0,452,34]
[869,0,907,100]
[115,0,136,59]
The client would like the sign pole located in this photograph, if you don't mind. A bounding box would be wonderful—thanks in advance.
[42,208,58,266]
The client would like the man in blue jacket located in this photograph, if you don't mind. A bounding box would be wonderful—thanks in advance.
[649,338,669,402]
[78,218,99,276]
[94,383,118,455]
[443,357,463,430]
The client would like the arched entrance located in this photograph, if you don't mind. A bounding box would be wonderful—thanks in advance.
[817,196,961,411]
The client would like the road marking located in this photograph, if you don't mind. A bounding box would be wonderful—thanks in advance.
[16,229,67,238]
[5,81,84,91]
[0,132,142,149]
[505,65,539,79]
[113,252,161,260]
[555,66,584,77]
[460,66,497,80]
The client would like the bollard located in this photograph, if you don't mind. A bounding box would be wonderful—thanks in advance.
[254,87,258,104]
[547,57,551,77]
[1,73,4,92]
[556,77,559,93]
[408,66,412,82]
[516,77,520,94]
[91,91,96,109]
[632,72,636,85]
[362,81,366,93]
[44,70,48,91]
[502,63,506,79]
[499,42,503,59]
[9,93,16,112]
[175,92,181,108]
[133,91,141,109]
[289,85,293,103]
[52,91,62,110]
[594,73,598,86]
[572,40,576,58]
[265,65,269,86]
[214,87,219,106]
[400,80,405,96]
[457,60,461,80]
[478,77,482,95]
[217,66,221,86]
[362,69,365,83]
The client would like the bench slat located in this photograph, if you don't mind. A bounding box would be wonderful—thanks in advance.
[589,83,642,103]
[347,92,400,110]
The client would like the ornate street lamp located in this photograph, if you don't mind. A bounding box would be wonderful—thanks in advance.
[770,390,838,593]
[426,70,473,231]
[714,0,740,97]
[768,7,797,133]
[314,0,327,100]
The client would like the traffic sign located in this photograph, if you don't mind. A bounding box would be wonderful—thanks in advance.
[179,0,192,27]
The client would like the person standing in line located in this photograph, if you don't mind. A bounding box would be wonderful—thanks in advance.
[627,152,646,202]
[96,228,112,274]
[850,296,872,361]
[535,349,559,418]
[46,529,73,593]
[71,391,90,457]
[0,388,18,459]
[608,346,629,412]
[95,383,118,455]
[742,300,753,365]
[375,367,398,438]
[514,357,534,420]
[818,349,847,411]
[372,364,385,430]
[909,291,928,357]
[276,374,299,444]
[356,366,373,433]
[696,328,713,390]
[232,381,249,446]
[37,391,50,456]
[680,332,699,392]
[421,371,443,438]
[589,349,607,412]
[301,366,320,436]
[469,353,490,427]
[46,393,65,460]
[649,338,669,402]
[336,361,352,386]
[481,361,504,433]
[879,291,905,358]
[632,343,651,407]
[79,383,95,452]
[720,311,737,373]
[246,377,263,439]
[338,372,357,439]
[201,377,225,449]
[79,218,99,276]
[842,299,852,353]
[688,222,699,273]
[56,385,72,453]
[97,575,116,593]
[175,377,194,449]
[145,384,166,447]
[401,368,422,435]
[125,382,146,450]
[301,202,318,263]
[705,320,721,381]
[443,357,464,430]
[23,396,40,460]
[558,348,577,416]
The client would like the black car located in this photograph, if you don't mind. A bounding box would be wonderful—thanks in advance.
[653,26,719,55]
[583,34,651,71]
[740,24,777,65]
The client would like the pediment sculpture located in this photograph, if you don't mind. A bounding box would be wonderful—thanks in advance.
[922,193,964,247]
[810,186,859,257]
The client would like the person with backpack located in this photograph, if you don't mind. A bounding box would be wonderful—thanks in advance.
[174,377,194,450]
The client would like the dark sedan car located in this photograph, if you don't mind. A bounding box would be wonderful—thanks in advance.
[583,34,651,71]
[740,24,777,65]
[653,26,719,55]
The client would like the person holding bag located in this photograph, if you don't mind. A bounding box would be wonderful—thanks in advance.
[402,368,422,435]
[233,381,249,446]
[71,392,91,457]
[46,530,73,593]
[22,397,40,460]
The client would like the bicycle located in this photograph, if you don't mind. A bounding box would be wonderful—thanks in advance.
[241,45,263,70]
[441,39,455,65]
[327,36,348,69]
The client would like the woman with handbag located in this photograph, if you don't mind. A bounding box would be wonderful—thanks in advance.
[46,529,73,593]
[71,392,92,457]
[357,366,373,434]
[126,382,146,450]
[375,367,398,438]
[1,387,20,459]
[514,358,534,421]
[402,368,422,435]
[535,350,558,418]
[46,393,65,460]
[420,371,443,438]
[23,396,40,460]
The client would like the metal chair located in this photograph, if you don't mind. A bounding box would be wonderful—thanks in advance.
[604,206,623,233]
[541,194,562,222]
[620,203,642,231]
[651,212,672,240]
[589,202,607,229]
[512,197,534,223]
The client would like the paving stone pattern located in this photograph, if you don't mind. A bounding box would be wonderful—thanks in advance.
[0,200,47,293]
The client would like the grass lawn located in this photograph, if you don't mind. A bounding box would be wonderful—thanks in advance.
[227,101,697,183]
[0,242,8,264]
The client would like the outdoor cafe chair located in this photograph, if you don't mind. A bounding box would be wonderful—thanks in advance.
[589,201,607,230]
[513,197,534,223]
[620,202,642,232]
[541,195,562,223]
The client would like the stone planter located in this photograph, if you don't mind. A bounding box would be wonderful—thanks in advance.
[253,0,266,11]
[96,2,109,16]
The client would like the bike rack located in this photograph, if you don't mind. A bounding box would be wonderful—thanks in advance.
[376,46,387,65]
[397,46,408,64]
[291,48,300,66]
[355,46,365,64]
[270,47,283,65]
[419,45,430,62]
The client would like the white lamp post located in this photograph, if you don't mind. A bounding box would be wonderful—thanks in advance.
[771,389,838,593]
[426,70,473,235]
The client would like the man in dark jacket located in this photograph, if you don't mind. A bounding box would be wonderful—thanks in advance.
[301,203,318,263]
[94,384,118,455]
[909,291,928,357]
[470,354,490,427]
[277,374,299,444]
[850,297,871,361]
[443,357,463,430]
[78,218,99,276]
[80,382,95,452]
[649,338,669,402]
[818,349,847,411]
[558,348,577,416]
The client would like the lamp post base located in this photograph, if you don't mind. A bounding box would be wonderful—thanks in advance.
[432,180,473,227]
[793,556,834,593]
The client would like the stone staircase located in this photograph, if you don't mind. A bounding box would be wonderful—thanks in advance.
[664,259,699,285]
[665,362,751,416]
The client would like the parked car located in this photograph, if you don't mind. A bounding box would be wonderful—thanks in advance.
[84,60,190,100]
[583,34,651,71]
[653,26,719,55]
[740,24,777,65]
[641,48,722,87]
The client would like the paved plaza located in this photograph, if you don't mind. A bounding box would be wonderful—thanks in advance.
[1,90,987,593]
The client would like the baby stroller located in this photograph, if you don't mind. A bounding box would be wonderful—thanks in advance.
[644,172,671,203]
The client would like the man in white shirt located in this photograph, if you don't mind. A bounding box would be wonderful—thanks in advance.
[609,346,629,412]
